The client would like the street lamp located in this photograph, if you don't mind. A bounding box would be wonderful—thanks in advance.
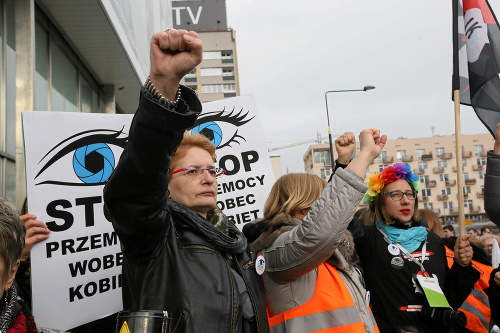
[324,85,375,171]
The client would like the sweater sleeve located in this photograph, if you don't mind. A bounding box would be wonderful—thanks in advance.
[263,167,368,282]
[103,86,202,258]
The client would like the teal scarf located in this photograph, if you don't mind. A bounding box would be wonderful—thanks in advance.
[376,220,427,253]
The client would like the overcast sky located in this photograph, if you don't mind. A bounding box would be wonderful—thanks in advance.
[224,0,499,174]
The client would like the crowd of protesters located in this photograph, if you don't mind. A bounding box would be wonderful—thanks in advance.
[3,28,500,332]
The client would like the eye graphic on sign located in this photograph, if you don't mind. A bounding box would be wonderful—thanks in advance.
[34,128,128,186]
[191,107,254,150]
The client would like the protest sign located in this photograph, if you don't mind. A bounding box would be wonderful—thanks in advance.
[22,95,275,329]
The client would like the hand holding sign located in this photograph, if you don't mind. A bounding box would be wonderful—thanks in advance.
[149,29,203,101]
[19,214,50,261]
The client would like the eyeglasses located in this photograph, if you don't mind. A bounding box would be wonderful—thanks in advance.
[385,190,417,201]
[169,165,226,178]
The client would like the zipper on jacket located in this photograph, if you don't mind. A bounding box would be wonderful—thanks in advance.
[171,311,184,333]
[180,244,216,252]
[225,253,238,333]
[234,256,261,332]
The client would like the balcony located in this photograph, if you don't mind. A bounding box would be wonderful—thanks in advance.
[452,166,464,172]
[477,192,484,198]
[426,180,437,187]
[440,153,453,159]
[421,153,433,161]
[445,179,456,186]
[433,167,445,174]
[378,156,394,163]
[437,194,449,201]
[464,178,476,185]
[462,151,473,158]
[414,168,425,175]
[472,165,484,171]
[469,206,481,213]
[420,196,429,202]
[479,151,488,157]
[402,155,414,162]
[184,76,197,82]
[449,207,460,214]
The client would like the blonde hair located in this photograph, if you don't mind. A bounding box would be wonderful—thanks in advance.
[263,173,327,220]
[369,183,420,224]
[419,209,443,237]
[170,131,216,171]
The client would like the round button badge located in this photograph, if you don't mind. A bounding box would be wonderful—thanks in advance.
[388,243,400,256]
[390,256,404,270]
[255,255,265,275]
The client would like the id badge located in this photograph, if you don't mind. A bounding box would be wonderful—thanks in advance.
[415,274,450,308]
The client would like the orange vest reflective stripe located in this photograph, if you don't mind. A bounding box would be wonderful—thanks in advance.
[268,263,379,333]
[445,246,492,333]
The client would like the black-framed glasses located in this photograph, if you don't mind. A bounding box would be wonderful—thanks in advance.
[169,165,226,179]
[385,190,417,201]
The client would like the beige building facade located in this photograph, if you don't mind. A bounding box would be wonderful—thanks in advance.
[179,30,240,103]
[304,133,495,223]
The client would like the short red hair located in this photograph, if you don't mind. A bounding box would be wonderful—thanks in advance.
[170,131,216,171]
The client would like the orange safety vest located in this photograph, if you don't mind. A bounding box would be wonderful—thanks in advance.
[268,263,380,333]
[445,246,493,333]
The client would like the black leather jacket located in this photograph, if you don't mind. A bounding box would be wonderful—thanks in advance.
[485,150,500,226]
[103,88,269,333]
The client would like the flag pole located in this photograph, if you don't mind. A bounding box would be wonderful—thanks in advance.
[452,0,466,237]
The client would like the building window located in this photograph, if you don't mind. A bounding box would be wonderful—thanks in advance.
[378,164,388,172]
[221,51,233,62]
[464,200,473,208]
[397,150,406,161]
[474,145,484,155]
[477,158,486,166]
[320,168,331,180]
[462,159,467,167]
[463,186,471,194]
[416,149,425,160]
[435,147,444,157]
[222,68,233,77]
[440,174,449,182]
[314,151,331,166]
[437,161,447,170]
[479,171,485,179]
[200,67,222,76]
[223,84,236,92]
[463,173,469,180]
[203,51,221,60]
[442,188,451,195]
[423,203,433,210]
[444,202,453,209]
[421,175,430,184]
[378,151,387,162]
[422,189,431,197]
[418,162,427,172]
[201,84,223,94]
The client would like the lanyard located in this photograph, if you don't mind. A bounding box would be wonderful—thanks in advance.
[377,226,427,272]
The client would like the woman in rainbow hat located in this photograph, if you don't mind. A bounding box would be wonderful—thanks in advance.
[346,161,480,332]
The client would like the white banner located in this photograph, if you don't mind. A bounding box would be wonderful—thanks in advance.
[22,95,275,330]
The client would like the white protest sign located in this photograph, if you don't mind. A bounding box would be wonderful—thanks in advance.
[22,95,274,329]
[198,95,276,228]
[23,111,132,330]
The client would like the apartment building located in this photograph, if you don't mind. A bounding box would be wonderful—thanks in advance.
[304,133,495,223]
[173,0,240,102]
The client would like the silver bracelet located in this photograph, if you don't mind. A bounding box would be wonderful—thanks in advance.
[143,76,181,108]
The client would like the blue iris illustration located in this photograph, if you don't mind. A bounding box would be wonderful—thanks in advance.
[192,121,223,148]
[73,143,115,184]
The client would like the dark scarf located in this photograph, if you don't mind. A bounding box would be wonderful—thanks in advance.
[168,201,248,254]
[243,213,358,268]
[0,285,37,333]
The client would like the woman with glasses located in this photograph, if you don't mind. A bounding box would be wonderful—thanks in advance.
[104,29,269,333]
[348,163,479,332]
